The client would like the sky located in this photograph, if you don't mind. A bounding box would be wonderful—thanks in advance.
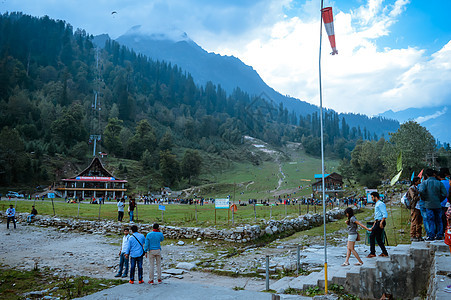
[1,0,451,115]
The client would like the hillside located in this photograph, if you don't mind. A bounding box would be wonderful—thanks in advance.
[0,13,397,191]
[110,26,399,138]
[113,25,318,116]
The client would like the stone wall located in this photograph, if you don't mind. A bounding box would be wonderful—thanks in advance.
[1,208,346,243]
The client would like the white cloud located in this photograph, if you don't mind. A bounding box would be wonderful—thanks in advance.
[2,0,450,116]
[211,0,451,115]
[415,107,447,123]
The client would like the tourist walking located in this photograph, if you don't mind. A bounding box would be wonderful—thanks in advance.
[144,223,165,284]
[342,207,371,266]
[408,177,423,241]
[117,198,125,221]
[129,198,136,222]
[6,204,16,229]
[124,225,146,284]
[419,169,447,241]
[27,206,38,223]
[114,227,130,278]
[367,192,389,258]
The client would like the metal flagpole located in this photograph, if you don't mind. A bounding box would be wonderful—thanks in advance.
[319,0,328,294]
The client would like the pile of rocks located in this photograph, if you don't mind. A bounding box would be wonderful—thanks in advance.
[1,208,346,243]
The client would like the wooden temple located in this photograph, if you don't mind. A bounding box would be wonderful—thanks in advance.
[57,157,127,199]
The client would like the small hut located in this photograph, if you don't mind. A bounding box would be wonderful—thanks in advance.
[311,172,344,196]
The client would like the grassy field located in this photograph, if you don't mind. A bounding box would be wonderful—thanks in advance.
[199,152,340,200]
[2,198,415,246]
[3,199,339,228]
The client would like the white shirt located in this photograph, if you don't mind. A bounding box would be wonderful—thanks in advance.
[121,234,130,253]
[117,201,125,212]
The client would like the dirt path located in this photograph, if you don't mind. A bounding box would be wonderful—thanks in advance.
[0,215,358,294]
[0,221,272,291]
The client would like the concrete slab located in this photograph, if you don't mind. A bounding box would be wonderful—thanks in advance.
[432,251,451,300]
[75,281,274,300]
[272,276,295,293]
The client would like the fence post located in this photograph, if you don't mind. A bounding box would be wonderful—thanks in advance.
[254,203,256,221]
[51,197,55,216]
[266,255,270,291]
[232,206,234,226]
[296,245,301,275]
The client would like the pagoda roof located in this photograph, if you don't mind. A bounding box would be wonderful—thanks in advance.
[61,157,127,183]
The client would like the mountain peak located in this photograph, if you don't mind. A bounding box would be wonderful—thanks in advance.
[124,25,191,43]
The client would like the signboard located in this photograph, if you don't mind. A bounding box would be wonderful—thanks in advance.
[215,198,230,209]
[158,205,166,211]
[365,189,378,204]
[75,176,116,181]
[47,193,55,198]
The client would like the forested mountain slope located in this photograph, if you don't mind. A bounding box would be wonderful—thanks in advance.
[0,13,396,189]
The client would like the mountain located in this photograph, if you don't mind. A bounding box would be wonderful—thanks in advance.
[378,106,450,144]
[106,26,316,117]
[94,25,399,139]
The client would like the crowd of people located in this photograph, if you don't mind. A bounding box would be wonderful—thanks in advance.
[408,168,450,245]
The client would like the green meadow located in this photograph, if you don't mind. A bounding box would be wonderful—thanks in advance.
[2,199,337,228]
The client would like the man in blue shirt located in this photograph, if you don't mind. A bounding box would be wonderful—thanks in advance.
[368,192,389,257]
[144,223,164,284]
[419,169,447,241]
[6,205,16,229]
[124,225,146,284]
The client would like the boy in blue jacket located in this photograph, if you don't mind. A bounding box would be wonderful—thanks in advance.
[144,223,164,284]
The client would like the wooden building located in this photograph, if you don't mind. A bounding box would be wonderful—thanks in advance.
[311,172,344,196]
[57,157,127,199]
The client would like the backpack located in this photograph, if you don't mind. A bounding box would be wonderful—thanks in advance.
[401,192,411,209]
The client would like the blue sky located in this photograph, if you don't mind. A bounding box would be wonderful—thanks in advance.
[375,1,451,53]
[1,0,450,115]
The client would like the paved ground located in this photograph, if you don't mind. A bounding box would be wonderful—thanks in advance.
[75,280,312,300]
[76,281,274,300]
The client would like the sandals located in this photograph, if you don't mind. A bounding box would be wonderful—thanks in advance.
[354,262,363,266]
[341,262,350,266]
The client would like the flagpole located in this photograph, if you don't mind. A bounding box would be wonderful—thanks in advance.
[319,0,328,294]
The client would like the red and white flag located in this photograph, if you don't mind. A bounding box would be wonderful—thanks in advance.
[321,7,338,55]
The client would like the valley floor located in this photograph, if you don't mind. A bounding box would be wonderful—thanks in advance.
[1,213,379,294]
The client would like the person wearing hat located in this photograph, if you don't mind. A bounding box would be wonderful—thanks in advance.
[6,204,16,229]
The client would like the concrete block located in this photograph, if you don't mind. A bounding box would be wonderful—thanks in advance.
[290,270,324,291]
[344,269,361,296]
[271,276,295,294]
[359,266,377,299]
[330,267,349,286]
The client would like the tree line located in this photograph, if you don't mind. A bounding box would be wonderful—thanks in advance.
[0,12,429,189]
[339,121,450,188]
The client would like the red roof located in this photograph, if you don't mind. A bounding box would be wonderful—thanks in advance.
[61,157,127,183]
